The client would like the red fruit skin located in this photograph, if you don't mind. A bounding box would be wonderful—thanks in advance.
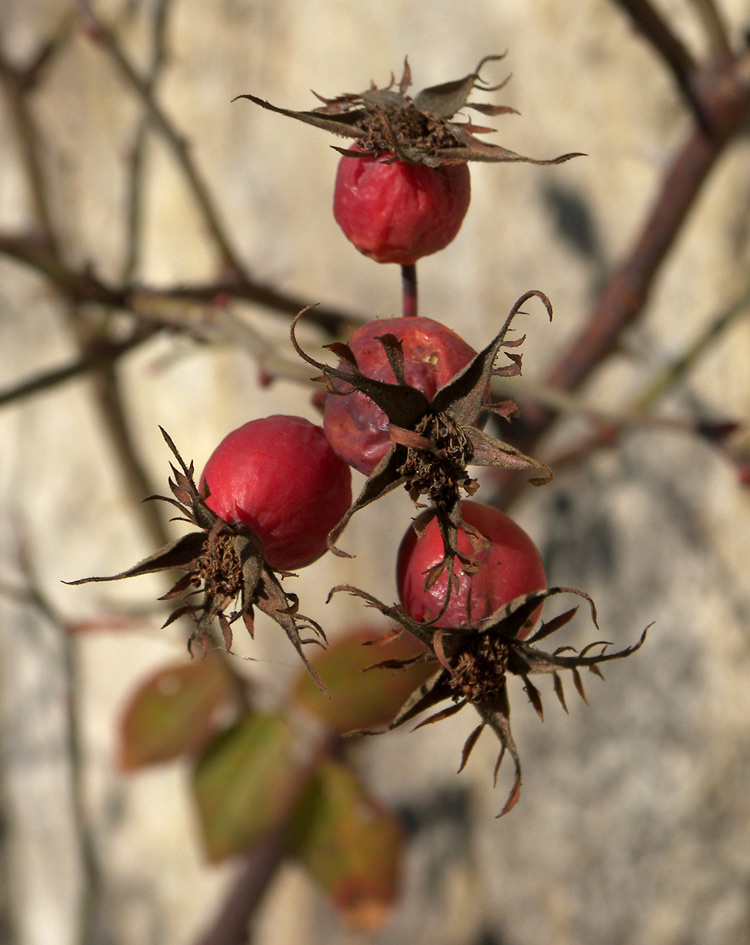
[397,501,546,636]
[333,152,471,264]
[201,415,352,571]
[323,316,478,476]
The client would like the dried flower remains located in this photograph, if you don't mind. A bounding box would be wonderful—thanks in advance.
[234,54,584,167]
[331,583,649,815]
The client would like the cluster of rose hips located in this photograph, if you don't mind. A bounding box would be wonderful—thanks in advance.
[73,58,645,814]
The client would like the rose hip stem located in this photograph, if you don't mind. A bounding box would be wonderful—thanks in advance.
[401,263,418,317]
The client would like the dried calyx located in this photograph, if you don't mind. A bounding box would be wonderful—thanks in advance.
[234,54,584,168]
[330,583,649,816]
[66,428,327,690]
[291,291,554,571]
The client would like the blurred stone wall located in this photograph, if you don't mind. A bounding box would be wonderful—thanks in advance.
[1,1,750,944]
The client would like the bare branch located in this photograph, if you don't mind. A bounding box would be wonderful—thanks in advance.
[122,0,174,279]
[612,0,706,123]
[0,331,157,409]
[0,229,364,335]
[689,0,733,59]
[76,0,246,276]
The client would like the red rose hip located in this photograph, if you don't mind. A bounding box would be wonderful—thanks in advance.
[397,501,546,634]
[323,315,478,476]
[201,415,352,570]
[333,151,471,264]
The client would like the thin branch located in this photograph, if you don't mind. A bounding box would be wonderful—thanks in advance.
[160,305,323,385]
[504,282,750,481]
[549,72,747,389]
[76,0,246,276]
[689,0,733,60]
[522,55,749,420]
[0,230,364,336]
[612,0,706,123]
[0,331,157,409]
[122,0,173,279]
[0,10,75,92]
[8,535,104,945]
[0,29,170,553]
[0,51,59,239]
[630,281,750,411]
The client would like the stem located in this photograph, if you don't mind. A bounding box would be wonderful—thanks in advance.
[0,230,363,337]
[689,0,733,60]
[401,263,418,317]
[194,830,288,945]
[0,331,156,409]
[122,0,173,280]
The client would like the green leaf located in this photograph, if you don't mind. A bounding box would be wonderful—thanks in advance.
[118,653,242,770]
[192,712,296,862]
[289,761,402,931]
[292,625,434,733]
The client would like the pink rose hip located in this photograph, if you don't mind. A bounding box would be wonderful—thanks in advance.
[333,152,471,265]
[201,415,352,570]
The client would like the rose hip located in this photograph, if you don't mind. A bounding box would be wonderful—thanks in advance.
[323,315,478,476]
[333,151,471,265]
[201,415,352,570]
[396,500,546,634]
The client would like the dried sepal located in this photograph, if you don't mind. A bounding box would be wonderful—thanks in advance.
[328,583,648,815]
[234,55,583,169]
[458,723,485,773]
[66,428,328,691]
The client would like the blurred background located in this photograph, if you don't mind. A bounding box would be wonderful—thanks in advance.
[2,1,750,943]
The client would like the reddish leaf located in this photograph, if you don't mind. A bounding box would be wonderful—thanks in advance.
[118,654,242,770]
[192,712,296,862]
[288,761,401,931]
[292,624,434,733]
